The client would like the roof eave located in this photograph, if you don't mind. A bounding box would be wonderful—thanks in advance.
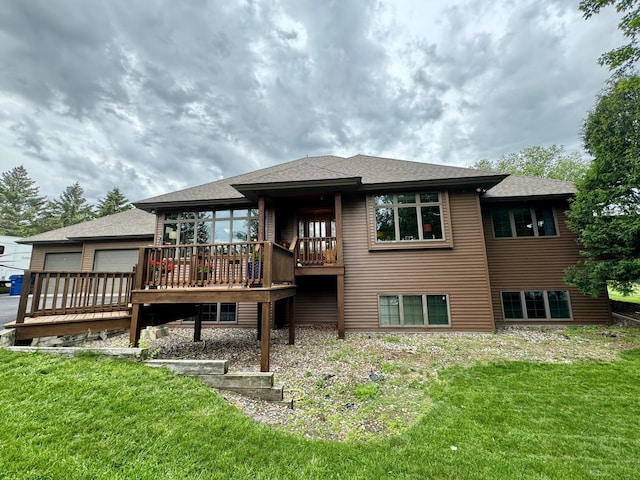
[133,197,251,212]
[481,193,575,203]
[68,234,155,241]
[231,177,363,199]
[358,174,508,192]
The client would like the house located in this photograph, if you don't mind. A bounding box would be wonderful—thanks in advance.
[10,155,611,371]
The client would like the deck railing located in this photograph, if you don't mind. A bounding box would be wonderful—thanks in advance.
[16,270,134,321]
[137,241,295,289]
[296,236,338,266]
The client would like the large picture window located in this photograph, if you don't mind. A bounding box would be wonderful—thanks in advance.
[491,207,558,238]
[162,209,258,245]
[378,294,450,327]
[501,290,572,321]
[374,193,444,242]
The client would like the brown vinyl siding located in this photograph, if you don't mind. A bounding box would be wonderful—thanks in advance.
[343,191,495,332]
[294,276,338,325]
[483,202,611,325]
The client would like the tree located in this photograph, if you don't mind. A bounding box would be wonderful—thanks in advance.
[580,0,640,77]
[96,187,132,217]
[565,76,640,296]
[41,182,94,230]
[0,165,46,237]
[471,145,589,182]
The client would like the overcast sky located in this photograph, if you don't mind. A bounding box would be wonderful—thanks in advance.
[0,0,622,204]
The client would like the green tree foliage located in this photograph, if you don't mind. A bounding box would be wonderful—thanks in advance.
[0,165,46,237]
[471,145,589,182]
[565,76,640,296]
[95,187,131,217]
[580,0,640,76]
[41,182,94,230]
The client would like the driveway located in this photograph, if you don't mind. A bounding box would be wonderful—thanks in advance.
[0,294,19,327]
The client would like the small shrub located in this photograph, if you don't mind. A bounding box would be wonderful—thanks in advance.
[352,383,379,401]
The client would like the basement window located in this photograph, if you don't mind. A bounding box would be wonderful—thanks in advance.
[182,303,237,323]
[501,291,572,321]
[378,294,450,327]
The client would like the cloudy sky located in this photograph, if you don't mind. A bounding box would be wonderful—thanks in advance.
[0,0,622,204]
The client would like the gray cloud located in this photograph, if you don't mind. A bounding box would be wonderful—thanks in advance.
[0,0,623,205]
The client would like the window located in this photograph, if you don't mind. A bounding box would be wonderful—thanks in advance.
[374,193,444,242]
[378,294,450,327]
[491,207,557,238]
[163,209,258,245]
[183,303,237,323]
[501,291,572,321]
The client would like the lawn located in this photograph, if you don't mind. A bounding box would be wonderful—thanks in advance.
[1,344,639,479]
[608,284,640,304]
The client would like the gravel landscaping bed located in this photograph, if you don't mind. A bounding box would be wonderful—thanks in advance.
[85,323,639,441]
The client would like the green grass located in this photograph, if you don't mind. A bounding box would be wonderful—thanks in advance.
[1,350,639,479]
[608,284,640,304]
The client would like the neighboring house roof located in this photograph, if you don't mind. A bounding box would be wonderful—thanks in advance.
[19,209,155,244]
[482,175,576,202]
[134,154,507,210]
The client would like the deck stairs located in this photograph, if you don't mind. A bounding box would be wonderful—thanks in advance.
[145,359,292,406]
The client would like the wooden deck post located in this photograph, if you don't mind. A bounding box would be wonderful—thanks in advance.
[129,303,142,347]
[194,305,202,342]
[260,302,271,372]
[335,192,345,339]
[337,274,345,339]
[256,302,262,340]
[16,270,32,324]
[288,295,295,345]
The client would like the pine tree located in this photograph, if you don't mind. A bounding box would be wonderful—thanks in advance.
[565,76,640,296]
[0,165,46,237]
[96,187,132,217]
[41,182,94,230]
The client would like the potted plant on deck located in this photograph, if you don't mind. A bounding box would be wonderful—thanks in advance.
[149,258,173,284]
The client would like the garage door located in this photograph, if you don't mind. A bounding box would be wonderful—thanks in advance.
[93,249,139,272]
[44,252,82,271]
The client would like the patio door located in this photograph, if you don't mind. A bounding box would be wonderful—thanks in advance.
[297,210,336,265]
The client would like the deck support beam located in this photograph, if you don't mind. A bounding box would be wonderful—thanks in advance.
[288,296,295,345]
[337,274,345,339]
[129,303,142,347]
[260,302,271,372]
[194,305,202,342]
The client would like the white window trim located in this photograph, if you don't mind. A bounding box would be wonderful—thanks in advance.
[501,290,573,321]
[374,193,445,242]
[378,293,451,327]
[491,207,560,239]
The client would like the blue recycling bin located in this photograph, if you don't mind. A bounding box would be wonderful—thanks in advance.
[9,275,23,296]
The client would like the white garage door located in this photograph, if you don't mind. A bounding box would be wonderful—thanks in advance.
[93,249,139,272]
[44,252,82,271]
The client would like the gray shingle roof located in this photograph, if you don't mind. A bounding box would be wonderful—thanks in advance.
[483,174,576,200]
[19,208,155,244]
[134,154,506,208]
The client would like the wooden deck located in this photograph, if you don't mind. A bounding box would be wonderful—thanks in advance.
[7,240,339,371]
[6,310,132,341]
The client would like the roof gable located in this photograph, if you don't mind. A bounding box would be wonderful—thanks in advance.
[482,175,576,201]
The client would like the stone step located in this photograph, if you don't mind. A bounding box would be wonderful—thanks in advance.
[146,359,229,375]
[197,372,274,389]
[5,346,146,359]
[213,384,285,402]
